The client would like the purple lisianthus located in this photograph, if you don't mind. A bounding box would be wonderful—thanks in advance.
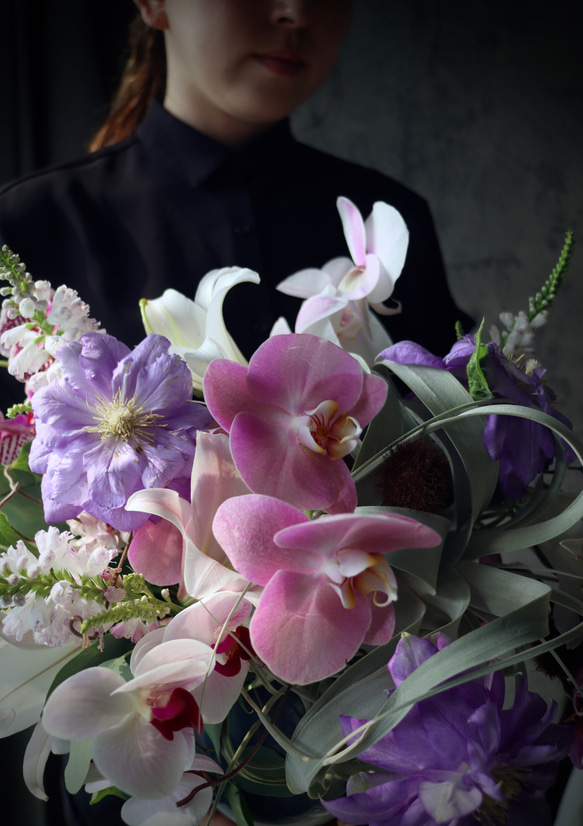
[381,336,573,500]
[29,333,210,530]
[323,634,573,826]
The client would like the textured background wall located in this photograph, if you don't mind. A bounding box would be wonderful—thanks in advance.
[1,2,582,823]
[294,0,583,431]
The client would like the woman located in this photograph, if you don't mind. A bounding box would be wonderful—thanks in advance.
[2,3,470,825]
[0,0,470,370]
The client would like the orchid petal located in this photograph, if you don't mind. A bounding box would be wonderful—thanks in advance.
[365,201,409,300]
[213,495,310,584]
[42,668,132,741]
[251,570,372,684]
[93,712,189,799]
[277,267,335,298]
[23,720,54,801]
[128,518,184,586]
[337,196,367,266]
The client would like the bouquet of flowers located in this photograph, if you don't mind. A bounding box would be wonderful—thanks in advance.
[0,198,581,826]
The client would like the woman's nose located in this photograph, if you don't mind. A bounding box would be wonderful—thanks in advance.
[270,0,309,28]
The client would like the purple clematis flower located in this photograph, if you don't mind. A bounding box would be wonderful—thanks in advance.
[203,333,388,514]
[29,333,210,530]
[381,336,573,500]
[323,634,573,826]
[213,495,440,685]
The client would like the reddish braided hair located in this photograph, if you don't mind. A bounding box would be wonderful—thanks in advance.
[89,14,166,151]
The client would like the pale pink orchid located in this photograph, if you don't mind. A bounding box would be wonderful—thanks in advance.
[41,638,214,799]
[140,267,260,392]
[126,431,252,600]
[203,334,388,514]
[277,196,408,310]
[213,495,440,685]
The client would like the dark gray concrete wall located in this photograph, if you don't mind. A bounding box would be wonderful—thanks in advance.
[294,0,583,429]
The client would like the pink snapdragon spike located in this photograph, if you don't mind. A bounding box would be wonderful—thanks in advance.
[277,197,408,308]
[126,431,251,600]
[203,334,388,514]
[0,411,35,465]
[213,494,441,685]
[41,639,213,799]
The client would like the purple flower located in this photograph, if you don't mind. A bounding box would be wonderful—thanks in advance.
[29,333,210,530]
[323,634,573,826]
[381,336,573,500]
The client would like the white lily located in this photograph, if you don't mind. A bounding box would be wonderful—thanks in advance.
[0,635,78,737]
[140,267,260,392]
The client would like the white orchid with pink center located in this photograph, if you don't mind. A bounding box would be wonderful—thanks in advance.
[213,495,441,685]
[41,638,214,799]
[203,333,388,514]
[275,197,409,363]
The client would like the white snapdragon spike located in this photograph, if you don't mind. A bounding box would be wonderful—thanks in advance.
[278,196,408,310]
[140,267,260,392]
[66,511,130,555]
[42,638,215,799]
[0,528,119,646]
[489,309,548,358]
[0,277,101,388]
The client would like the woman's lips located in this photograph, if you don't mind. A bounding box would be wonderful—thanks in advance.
[253,51,306,77]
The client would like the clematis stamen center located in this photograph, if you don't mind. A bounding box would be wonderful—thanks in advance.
[86,389,163,443]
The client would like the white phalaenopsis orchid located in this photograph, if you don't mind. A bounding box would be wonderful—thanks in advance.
[140,266,260,392]
[42,638,214,799]
[275,197,408,364]
[277,196,408,310]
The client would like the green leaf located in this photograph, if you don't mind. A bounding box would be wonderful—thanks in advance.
[225,782,254,826]
[0,443,49,539]
[370,359,499,562]
[0,511,32,552]
[465,320,491,401]
[90,786,129,805]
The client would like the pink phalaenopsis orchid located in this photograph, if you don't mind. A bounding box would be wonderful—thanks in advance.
[213,495,441,684]
[203,333,388,514]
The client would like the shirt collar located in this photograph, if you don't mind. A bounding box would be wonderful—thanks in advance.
[136,99,297,188]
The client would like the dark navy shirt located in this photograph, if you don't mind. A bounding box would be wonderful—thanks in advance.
[0,100,471,364]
